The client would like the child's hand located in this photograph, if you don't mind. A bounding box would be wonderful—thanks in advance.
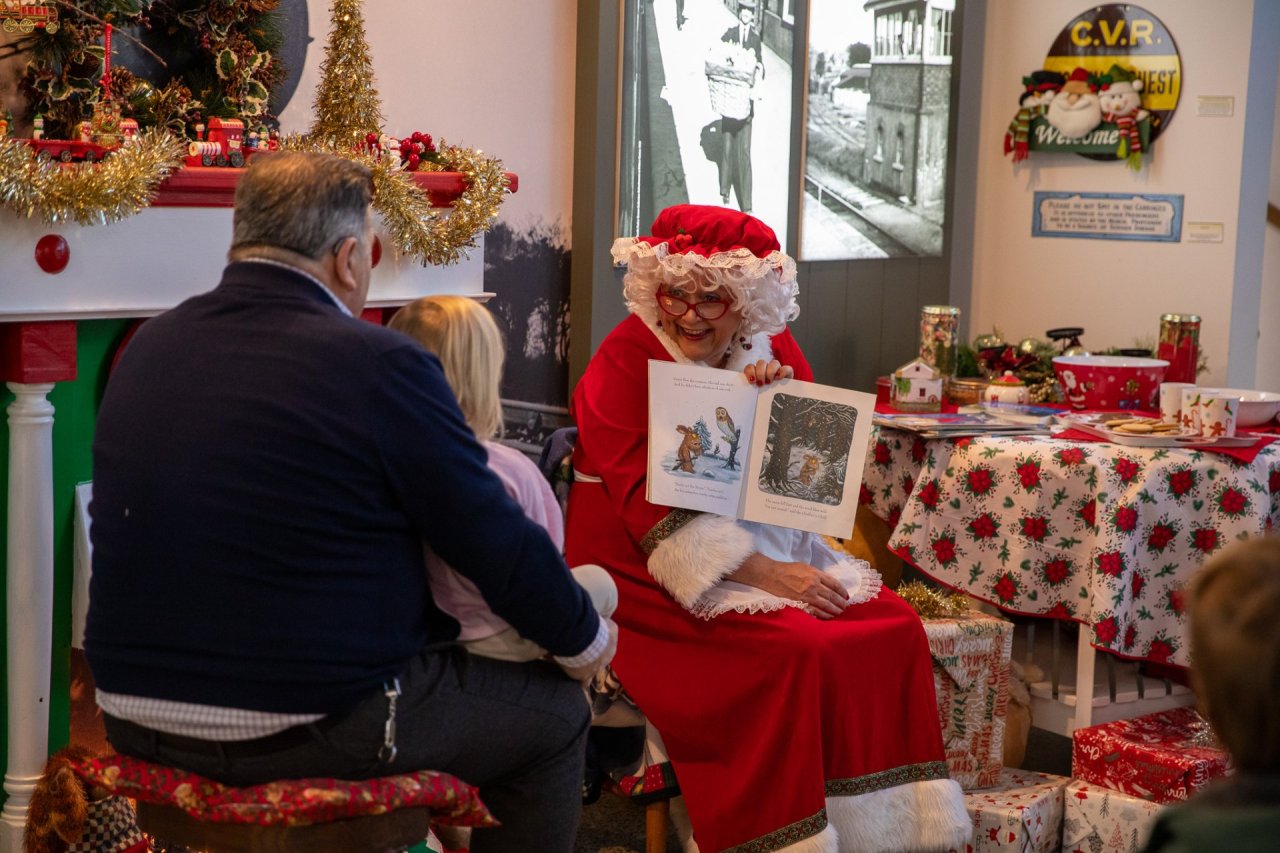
[744,359,793,386]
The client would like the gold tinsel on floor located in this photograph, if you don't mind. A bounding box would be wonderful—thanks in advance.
[297,0,508,266]
[0,131,186,226]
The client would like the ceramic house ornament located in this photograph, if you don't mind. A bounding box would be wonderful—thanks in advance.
[892,359,943,413]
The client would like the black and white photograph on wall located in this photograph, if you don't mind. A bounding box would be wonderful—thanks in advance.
[617,0,795,246]
[801,0,954,260]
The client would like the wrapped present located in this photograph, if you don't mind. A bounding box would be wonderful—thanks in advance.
[1071,707,1232,804]
[1062,779,1164,853]
[951,768,1068,853]
[924,610,1014,790]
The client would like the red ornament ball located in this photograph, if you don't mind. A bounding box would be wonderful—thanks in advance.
[35,234,70,274]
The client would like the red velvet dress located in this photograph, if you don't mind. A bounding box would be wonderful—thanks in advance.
[565,315,962,852]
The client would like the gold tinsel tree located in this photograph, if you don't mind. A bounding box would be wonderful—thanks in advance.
[288,0,510,266]
[310,0,385,147]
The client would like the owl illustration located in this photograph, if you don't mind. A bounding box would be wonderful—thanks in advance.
[716,406,738,443]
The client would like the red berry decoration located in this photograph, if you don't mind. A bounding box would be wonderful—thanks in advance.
[393,130,440,171]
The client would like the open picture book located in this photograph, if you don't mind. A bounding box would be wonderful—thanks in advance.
[647,360,876,538]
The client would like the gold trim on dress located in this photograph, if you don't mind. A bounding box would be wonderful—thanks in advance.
[639,508,703,555]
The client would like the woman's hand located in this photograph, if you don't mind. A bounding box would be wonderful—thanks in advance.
[744,359,794,387]
[728,552,849,618]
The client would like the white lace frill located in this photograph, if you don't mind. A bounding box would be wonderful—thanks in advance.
[611,237,799,339]
[689,557,884,621]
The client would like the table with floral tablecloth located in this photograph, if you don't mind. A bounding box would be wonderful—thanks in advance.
[861,427,1280,668]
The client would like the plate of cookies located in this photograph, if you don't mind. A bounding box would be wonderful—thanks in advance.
[1058,414,1258,448]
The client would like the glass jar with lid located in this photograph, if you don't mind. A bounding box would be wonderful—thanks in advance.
[1157,313,1200,384]
[919,305,960,376]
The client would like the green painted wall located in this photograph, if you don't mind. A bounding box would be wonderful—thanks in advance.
[0,318,134,808]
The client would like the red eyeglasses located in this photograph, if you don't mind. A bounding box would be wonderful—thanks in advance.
[657,291,730,321]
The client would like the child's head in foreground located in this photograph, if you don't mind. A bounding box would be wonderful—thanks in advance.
[1189,534,1280,771]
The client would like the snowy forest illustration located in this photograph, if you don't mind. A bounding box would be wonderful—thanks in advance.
[757,394,856,505]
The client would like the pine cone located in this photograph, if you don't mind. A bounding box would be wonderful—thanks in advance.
[206,3,238,27]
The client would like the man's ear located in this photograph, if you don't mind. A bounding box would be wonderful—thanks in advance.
[331,236,359,295]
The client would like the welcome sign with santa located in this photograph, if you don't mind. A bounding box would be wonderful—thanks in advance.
[1001,3,1181,169]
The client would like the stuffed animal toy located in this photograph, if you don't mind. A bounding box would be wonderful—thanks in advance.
[1004,70,1064,161]
[1098,63,1149,170]
[23,747,147,853]
[1046,67,1103,141]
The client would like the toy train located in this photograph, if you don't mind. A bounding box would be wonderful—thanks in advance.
[185,118,248,167]
[22,118,138,163]
[0,3,59,35]
[183,118,276,167]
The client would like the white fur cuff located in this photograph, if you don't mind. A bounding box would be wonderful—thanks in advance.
[826,778,971,853]
[647,514,754,609]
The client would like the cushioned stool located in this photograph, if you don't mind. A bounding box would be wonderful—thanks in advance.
[27,751,495,853]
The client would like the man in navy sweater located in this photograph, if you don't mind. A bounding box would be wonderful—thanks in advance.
[85,151,613,852]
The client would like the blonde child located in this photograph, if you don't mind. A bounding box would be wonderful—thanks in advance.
[389,296,617,664]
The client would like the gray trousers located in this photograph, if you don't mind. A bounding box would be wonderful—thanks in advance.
[104,649,590,853]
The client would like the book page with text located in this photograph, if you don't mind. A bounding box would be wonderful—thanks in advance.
[646,360,758,516]
[741,380,876,538]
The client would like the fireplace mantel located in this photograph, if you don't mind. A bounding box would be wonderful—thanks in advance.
[0,168,519,322]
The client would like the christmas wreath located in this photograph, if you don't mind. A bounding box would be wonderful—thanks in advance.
[5,1,282,140]
[1,0,507,263]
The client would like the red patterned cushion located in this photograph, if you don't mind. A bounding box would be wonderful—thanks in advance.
[72,755,497,829]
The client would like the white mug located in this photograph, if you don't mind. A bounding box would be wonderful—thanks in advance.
[1159,382,1194,424]
[1180,387,1203,434]
[1200,394,1240,439]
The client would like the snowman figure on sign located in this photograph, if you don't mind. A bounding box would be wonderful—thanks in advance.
[1098,64,1150,171]
[1003,69,1064,162]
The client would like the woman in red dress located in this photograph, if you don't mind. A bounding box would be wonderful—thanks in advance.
[565,205,969,852]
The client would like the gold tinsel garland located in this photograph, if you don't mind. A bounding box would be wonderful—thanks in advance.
[288,136,509,267]
[0,131,186,226]
[897,581,972,619]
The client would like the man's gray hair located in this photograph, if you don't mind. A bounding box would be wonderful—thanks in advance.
[230,152,374,260]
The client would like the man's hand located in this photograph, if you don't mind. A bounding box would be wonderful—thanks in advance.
[728,552,849,618]
[559,618,619,682]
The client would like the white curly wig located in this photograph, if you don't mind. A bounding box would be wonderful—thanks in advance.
[612,232,799,339]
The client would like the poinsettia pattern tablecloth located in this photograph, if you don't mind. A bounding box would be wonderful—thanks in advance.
[861,428,1280,668]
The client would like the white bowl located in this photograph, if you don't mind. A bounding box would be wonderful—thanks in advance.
[1195,388,1280,427]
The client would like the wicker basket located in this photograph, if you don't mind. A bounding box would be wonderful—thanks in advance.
[707,74,753,120]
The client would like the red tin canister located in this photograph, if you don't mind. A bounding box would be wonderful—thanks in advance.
[1157,313,1200,384]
